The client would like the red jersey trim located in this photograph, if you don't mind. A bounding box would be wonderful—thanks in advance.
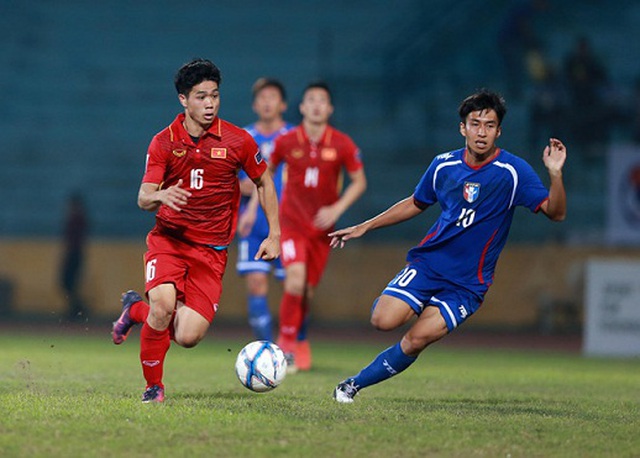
[534,197,549,213]
[477,228,499,284]
[464,148,501,170]
[418,223,440,246]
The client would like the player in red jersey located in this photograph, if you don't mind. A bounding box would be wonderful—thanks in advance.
[269,81,367,372]
[111,59,280,403]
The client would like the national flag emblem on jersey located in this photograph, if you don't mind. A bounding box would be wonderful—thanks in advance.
[211,148,227,159]
[463,182,480,203]
[321,148,337,161]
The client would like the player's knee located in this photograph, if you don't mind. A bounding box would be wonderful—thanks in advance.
[148,301,174,328]
[174,331,204,348]
[246,274,268,296]
[370,313,397,331]
[284,280,305,296]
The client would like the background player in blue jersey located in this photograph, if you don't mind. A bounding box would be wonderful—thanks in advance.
[236,78,293,342]
[329,89,567,403]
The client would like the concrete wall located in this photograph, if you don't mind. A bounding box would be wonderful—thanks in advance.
[1,239,638,329]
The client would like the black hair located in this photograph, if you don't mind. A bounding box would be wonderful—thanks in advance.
[303,80,332,102]
[458,89,507,124]
[174,58,222,96]
[252,77,287,101]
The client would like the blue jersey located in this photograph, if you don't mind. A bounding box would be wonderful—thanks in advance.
[239,123,294,239]
[408,147,549,297]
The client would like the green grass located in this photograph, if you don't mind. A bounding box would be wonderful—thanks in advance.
[0,329,638,457]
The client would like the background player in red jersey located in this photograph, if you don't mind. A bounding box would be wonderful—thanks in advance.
[111,58,280,403]
[269,81,367,372]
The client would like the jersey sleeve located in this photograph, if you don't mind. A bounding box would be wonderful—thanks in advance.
[513,159,549,212]
[413,161,438,206]
[142,136,167,185]
[340,136,363,172]
[270,136,284,168]
[239,133,267,180]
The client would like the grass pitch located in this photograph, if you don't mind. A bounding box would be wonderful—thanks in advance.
[0,326,638,457]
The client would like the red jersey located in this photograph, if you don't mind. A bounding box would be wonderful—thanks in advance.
[270,125,363,236]
[143,113,266,246]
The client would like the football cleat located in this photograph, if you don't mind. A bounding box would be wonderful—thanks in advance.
[295,340,312,371]
[333,379,359,403]
[112,290,142,345]
[141,385,165,403]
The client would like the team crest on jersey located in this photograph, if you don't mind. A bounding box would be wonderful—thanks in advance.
[211,148,227,159]
[463,182,481,203]
[292,149,304,159]
[254,150,263,164]
[172,149,186,158]
[321,148,337,161]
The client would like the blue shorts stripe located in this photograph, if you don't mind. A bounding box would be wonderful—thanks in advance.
[382,287,424,312]
[236,261,272,273]
[430,296,458,329]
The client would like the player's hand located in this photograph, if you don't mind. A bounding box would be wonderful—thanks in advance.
[161,179,191,212]
[542,138,566,175]
[328,224,366,249]
[314,205,341,231]
[255,235,280,260]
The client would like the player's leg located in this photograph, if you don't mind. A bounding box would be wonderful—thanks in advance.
[293,235,330,371]
[277,261,306,367]
[237,237,274,341]
[334,273,481,403]
[172,302,211,348]
[246,271,273,341]
[333,294,419,402]
[168,243,225,350]
[334,302,447,403]
[295,293,312,371]
[139,283,176,403]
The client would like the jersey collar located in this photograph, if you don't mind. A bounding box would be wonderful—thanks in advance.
[463,147,501,170]
[170,113,223,145]
[296,124,333,146]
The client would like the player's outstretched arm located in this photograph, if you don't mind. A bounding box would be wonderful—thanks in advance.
[314,168,367,230]
[329,196,425,248]
[540,138,567,222]
[137,179,192,212]
[253,170,281,260]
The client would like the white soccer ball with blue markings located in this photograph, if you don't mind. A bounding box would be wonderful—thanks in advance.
[235,340,287,392]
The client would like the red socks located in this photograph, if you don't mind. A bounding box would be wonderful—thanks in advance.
[140,323,170,389]
[129,300,150,323]
[278,292,304,354]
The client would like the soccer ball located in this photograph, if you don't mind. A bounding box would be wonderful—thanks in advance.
[235,340,287,392]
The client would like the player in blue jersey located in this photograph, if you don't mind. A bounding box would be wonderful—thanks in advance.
[329,89,567,403]
[236,78,294,342]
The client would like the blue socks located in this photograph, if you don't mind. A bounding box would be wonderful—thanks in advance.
[297,313,309,341]
[351,342,417,390]
[248,295,273,341]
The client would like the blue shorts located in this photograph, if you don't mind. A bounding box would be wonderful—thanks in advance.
[236,235,285,279]
[381,265,483,332]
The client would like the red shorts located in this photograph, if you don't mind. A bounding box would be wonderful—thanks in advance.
[280,230,331,287]
[144,228,228,323]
